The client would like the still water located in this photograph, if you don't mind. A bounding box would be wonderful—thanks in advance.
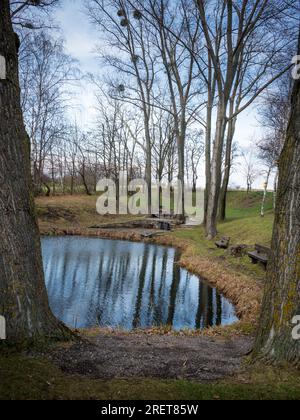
[42,237,238,330]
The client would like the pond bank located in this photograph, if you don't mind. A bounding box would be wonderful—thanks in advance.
[40,332,252,382]
[40,226,263,337]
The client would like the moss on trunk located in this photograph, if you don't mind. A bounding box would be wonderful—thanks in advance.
[253,52,300,364]
[0,0,73,345]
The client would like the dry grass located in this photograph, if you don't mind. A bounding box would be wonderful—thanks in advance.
[36,194,140,232]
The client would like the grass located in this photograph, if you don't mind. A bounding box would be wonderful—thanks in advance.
[1,190,298,400]
[36,194,141,232]
[0,354,299,400]
[222,190,274,245]
[170,190,274,283]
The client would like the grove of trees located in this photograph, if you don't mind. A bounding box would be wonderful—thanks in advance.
[9,0,297,234]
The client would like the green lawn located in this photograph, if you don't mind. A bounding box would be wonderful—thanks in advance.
[222,190,274,245]
[173,191,274,282]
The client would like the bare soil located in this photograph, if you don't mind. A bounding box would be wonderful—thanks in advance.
[41,333,253,382]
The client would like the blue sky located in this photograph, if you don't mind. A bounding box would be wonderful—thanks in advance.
[54,0,271,190]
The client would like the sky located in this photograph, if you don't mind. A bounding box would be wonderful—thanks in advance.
[54,0,274,190]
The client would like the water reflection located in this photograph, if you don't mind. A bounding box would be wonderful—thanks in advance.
[42,237,238,330]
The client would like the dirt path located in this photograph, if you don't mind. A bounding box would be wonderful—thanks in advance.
[44,333,253,382]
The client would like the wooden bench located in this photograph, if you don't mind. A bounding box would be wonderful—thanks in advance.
[215,237,230,249]
[152,212,173,219]
[248,244,271,270]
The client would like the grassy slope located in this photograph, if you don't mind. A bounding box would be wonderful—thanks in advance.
[220,190,274,245]
[1,191,299,400]
[35,195,141,231]
[172,191,274,286]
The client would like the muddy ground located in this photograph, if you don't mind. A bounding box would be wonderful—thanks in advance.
[40,333,253,382]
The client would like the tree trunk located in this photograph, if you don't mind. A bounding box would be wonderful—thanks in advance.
[144,118,152,216]
[204,57,215,226]
[260,169,271,218]
[273,169,278,210]
[219,102,237,221]
[252,71,300,364]
[80,163,92,196]
[0,0,72,344]
[43,181,51,198]
[145,143,152,215]
[206,100,227,239]
[177,132,185,220]
[204,89,213,225]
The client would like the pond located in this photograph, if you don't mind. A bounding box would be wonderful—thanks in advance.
[42,237,238,330]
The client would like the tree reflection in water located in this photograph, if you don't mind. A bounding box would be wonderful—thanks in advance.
[42,237,238,330]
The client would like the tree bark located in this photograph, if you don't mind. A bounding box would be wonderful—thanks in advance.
[252,70,300,364]
[219,99,237,221]
[273,169,278,210]
[204,70,213,225]
[206,100,227,239]
[144,119,152,216]
[219,125,234,221]
[0,0,72,344]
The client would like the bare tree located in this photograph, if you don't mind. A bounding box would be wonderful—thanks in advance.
[19,30,77,195]
[196,0,298,238]
[140,0,206,218]
[10,0,59,28]
[186,130,204,193]
[259,76,292,210]
[87,0,160,214]
[241,148,259,193]
[257,134,282,216]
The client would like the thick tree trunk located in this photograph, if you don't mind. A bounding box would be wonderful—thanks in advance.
[204,89,213,225]
[144,119,152,216]
[204,56,215,226]
[252,74,300,364]
[219,103,237,221]
[145,145,152,215]
[0,0,72,344]
[177,132,185,220]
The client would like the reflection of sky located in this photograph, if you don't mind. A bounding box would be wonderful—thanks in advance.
[42,237,238,330]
